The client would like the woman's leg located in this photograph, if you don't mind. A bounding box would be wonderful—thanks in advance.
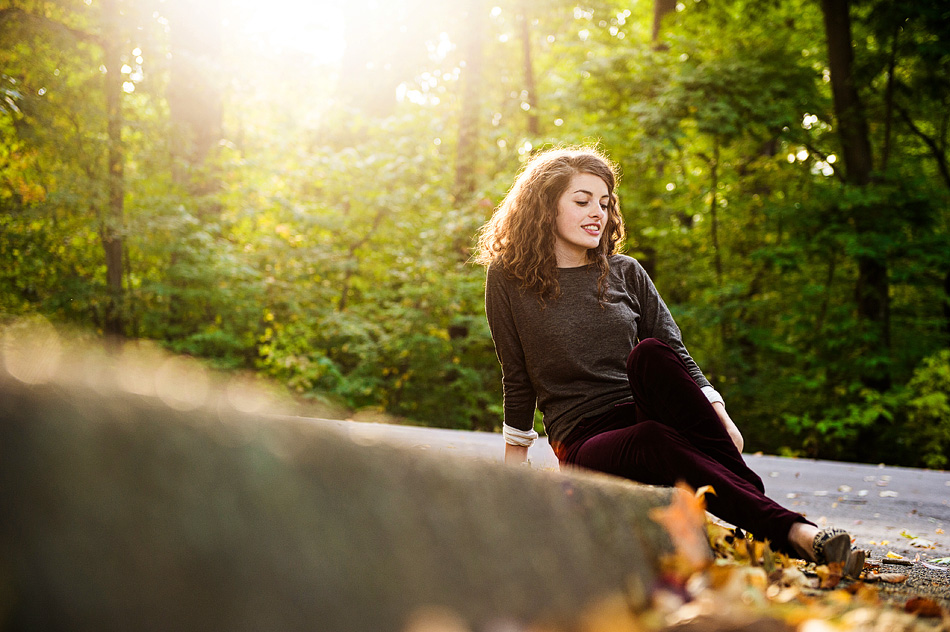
[567,417,810,554]
[626,338,765,493]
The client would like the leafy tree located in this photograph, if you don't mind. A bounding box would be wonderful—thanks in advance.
[2,0,948,466]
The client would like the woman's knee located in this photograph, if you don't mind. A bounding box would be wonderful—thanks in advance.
[625,337,672,373]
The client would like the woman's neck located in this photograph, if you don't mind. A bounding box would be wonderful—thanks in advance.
[554,244,589,268]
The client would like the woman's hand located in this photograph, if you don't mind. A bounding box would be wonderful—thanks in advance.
[505,443,529,465]
[711,401,744,453]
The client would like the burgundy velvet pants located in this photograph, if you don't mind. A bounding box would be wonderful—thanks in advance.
[559,338,812,553]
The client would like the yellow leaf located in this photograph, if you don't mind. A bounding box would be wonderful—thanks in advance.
[579,594,645,632]
[885,551,905,559]
[816,562,844,589]
[650,481,712,575]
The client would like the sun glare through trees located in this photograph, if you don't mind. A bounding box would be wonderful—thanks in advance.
[226,0,346,63]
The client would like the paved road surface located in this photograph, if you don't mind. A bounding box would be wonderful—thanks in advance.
[313,418,950,564]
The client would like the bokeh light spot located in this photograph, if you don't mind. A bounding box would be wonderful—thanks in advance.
[2,315,62,384]
[156,357,210,411]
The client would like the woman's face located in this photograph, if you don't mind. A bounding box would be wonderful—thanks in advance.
[553,172,609,268]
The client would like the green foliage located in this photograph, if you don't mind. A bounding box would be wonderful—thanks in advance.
[904,351,950,469]
[2,0,949,464]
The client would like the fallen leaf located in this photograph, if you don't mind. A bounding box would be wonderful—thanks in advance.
[904,596,944,617]
[650,481,713,575]
[769,567,810,590]
[816,562,844,589]
[762,542,777,575]
[884,551,906,560]
[843,582,880,606]
[909,537,936,549]
[900,529,917,539]
[865,572,908,584]
[936,528,945,535]
[579,593,645,632]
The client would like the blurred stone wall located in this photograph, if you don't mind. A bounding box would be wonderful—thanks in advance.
[0,322,690,631]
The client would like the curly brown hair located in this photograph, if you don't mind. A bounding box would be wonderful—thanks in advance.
[474,147,625,302]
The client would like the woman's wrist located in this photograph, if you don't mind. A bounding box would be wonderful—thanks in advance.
[711,402,744,453]
[503,423,538,447]
[504,443,529,465]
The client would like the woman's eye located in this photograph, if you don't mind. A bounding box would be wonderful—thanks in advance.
[576,200,588,206]
[600,204,608,211]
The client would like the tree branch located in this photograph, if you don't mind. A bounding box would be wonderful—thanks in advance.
[801,141,846,183]
[897,104,950,191]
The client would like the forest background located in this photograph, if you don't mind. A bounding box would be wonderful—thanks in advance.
[1,0,949,468]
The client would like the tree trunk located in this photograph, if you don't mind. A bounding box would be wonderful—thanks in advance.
[880,27,899,172]
[652,0,677,44]
[944,270,950,344]
[709,140,723,292]
[821,0,890,390]
[708,140,726,348]
[518,2,539,136]
[101,0,125,339]
[454,0,486,200]
[821,0,872,185]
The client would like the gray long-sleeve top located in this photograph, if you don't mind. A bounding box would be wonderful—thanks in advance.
[485,254,712,449]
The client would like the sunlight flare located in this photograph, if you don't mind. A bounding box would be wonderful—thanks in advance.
[229,0,346,63]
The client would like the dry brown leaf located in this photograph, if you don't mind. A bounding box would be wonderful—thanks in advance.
[650,482,712,574]
[904,596,944,617]
[816,561,844,589]
[849,582,881,606]
[865,572,908,583]
[770,567,811,590]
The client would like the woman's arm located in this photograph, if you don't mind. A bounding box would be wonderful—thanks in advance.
[712,401,744,453]
[485,264,540,456]
[628,259,711,390]
[626,257,741,450]
[505,443,529,465]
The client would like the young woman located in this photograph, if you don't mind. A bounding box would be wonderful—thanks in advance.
[475,147,864,573]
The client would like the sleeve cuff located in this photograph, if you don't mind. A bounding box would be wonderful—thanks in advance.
[702,385,724,407]
[503,423,538,447]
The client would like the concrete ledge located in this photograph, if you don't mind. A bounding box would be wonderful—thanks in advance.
[0,356,694,631]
